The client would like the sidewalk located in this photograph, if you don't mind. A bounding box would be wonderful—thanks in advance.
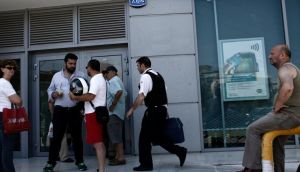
[15,149,300,172]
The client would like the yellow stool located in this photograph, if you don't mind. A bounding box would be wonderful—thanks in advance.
[262,126,300,172]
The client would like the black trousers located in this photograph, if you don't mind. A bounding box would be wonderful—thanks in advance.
[139,106,184,167]
[48,105,84,165]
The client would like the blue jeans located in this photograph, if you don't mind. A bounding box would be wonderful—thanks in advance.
[0,112,15,172]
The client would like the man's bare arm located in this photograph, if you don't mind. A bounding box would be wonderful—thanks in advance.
[273,65,297,112]
[126,93,145,118]
[69,92,96,102]
[109,90,123,112]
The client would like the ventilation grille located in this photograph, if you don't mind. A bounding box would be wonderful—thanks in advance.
[0,12,24,48]
[79,3,126,41]
[29,8,73,45]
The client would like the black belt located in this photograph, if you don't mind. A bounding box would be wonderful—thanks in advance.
[55,105,76,111]
[146,105,167,110]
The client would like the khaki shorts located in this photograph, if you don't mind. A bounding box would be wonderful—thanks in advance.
[107,115,123,144]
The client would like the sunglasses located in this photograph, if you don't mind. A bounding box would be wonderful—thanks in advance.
[5,66,17,70]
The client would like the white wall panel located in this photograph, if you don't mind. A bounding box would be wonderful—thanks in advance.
[132,103,201,154]
[130,14,195,57]
[130,55,198,103]
[129,0,192,16]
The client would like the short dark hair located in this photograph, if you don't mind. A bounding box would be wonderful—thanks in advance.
[0,59,18,77]
[0,59,18,68]
[64,53,78,62]
[106,65,118,73]
[136,56,151,67]
[87,59,100,72]
[281,45,291,58]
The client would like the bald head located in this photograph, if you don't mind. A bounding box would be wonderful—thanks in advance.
[275,44,291,59]
[269,44,291,68]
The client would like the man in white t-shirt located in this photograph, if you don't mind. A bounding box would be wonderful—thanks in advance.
[69,59,107,172]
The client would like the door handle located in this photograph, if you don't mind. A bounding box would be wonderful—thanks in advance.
[33,74,38,81]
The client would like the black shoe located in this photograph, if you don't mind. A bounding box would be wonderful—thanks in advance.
[133,165,153,171]
[178,147,187,166]
[61,157,74,163]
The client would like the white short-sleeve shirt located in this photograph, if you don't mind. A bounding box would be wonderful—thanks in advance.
[84,73,107,114]
[138,68,158,97]
[0,78,17,112]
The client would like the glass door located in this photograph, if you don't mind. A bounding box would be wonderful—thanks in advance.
[31,48,130,156]
[31,53,72,156]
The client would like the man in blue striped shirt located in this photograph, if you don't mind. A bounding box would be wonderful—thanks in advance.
[43,53,87,172]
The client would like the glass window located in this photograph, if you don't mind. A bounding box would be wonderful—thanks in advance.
[286,0,300,144]
[195,0,287,148]
[286,0,300,66]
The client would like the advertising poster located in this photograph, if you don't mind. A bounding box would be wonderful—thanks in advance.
[218,37,269,101]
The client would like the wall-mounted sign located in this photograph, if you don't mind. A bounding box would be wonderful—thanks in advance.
[218,37,269,101]
[129,0,147,8]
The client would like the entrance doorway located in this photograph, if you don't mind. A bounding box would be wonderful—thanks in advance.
[31,48,130,156]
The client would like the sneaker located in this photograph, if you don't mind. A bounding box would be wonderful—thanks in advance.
[76,162,88,171]
[43,163,54,172]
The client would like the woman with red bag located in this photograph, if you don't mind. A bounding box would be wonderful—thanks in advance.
[0,59,22,172]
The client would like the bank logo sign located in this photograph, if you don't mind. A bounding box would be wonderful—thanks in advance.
[129,0,147,8]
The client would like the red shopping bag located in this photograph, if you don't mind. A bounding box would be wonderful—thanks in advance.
[2,107,30,134]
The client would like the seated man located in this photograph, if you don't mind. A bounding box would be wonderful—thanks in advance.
[238,45,300,172]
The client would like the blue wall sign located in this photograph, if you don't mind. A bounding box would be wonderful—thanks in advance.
[129,0,147,8]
